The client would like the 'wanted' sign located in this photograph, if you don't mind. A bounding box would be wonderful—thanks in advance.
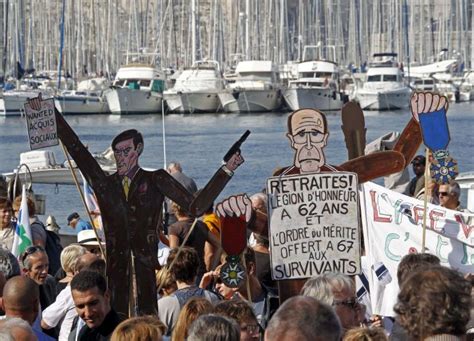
[266,172,361,280]
[24,97,58,150]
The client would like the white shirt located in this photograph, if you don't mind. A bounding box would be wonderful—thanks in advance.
[42,285,77,341]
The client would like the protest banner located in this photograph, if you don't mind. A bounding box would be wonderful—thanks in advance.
[360,181,474,316]
[24,98,58,150]
[266,172,361,280]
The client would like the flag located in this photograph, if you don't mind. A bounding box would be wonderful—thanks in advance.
[12,185,33,257]
[81,172,102,229]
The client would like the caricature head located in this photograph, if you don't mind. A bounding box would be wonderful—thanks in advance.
[287,108,329,173]
[112,129,144,176]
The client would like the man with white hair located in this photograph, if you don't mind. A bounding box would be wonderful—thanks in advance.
[0,317,37,341]
[301,273,362,334]
[438,180,465,211]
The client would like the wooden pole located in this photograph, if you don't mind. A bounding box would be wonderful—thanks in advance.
[421,148,430,253]
[59,141,106,259]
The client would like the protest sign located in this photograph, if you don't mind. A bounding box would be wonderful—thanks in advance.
[24,98,58,150]
[266,172,361,280]
[360,181,474,316]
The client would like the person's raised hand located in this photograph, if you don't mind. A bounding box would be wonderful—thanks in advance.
[216,194,252,222]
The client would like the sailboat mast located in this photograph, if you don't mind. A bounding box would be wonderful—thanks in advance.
[192,0,196,65]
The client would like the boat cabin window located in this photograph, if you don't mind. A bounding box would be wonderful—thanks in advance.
[300,72,333,78]
[151,80,164,92]
[140,80,151,87]
[383,74,398,82]
[127,80,140,90]
[239,71,273,79]
[367,75,382,82]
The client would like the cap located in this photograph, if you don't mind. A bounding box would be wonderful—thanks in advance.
[411,155,426,165]
[67,212,80,225]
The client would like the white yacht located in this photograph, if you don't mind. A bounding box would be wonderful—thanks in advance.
[104,64,165,115]
[0,90,48,117]
[218,60,281,113]
[355,53,411,110]
[55,77,110,115]
[283,46,346,111]
[163,60,225,113]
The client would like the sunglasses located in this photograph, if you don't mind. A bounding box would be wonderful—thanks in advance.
[20,245,45,264]
[333,298,359,309]
[438,191,450,197]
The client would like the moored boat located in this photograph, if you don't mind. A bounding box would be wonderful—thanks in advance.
[103,64,165,115]
[219,60,281,113]
[355,53,411,111]
[163,60,225,113]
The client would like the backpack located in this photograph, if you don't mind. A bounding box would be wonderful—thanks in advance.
[44,229,63,275]
[33,221,63,275]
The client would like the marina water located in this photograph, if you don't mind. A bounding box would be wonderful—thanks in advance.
[0,105,472,235]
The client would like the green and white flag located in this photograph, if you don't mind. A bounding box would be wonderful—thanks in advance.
[12,185,33,257]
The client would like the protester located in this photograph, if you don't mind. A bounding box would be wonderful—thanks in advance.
[265,296,342,341]
[111,316,165,341]
[41,245,87,341]
[388,253,442,340]
[394,266,471,340]
[301,273,362,334]
[67,212,93,231]
[438,180,465,211]
[0,247,20,279]
[167,162,198,194]
[0,317,37,341]
[172,297,214,341]
[70,270,122,340]
[202,203,221,269]
[20,246,57,311]
[55,244,87,294]
[168,202,220,274]
[187,314,240,341]
[156,268,177,298]
[211,248,278,328]
[407,155,425,197]
[12,195,47,247]
[158,247,220,335]
[165,161,198,227]
[214,299,261,341]
[251,233,275,289]
[0,198,15,251]
[343,327,388,341]
[45,215,60,234]
[77,229,105,256]
[1,276,55,340]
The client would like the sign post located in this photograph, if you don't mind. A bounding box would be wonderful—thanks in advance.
[266,172,361,280]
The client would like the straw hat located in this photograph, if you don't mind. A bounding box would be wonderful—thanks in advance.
[77,229,104,246]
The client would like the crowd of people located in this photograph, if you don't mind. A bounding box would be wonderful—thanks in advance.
[0,154,472,340]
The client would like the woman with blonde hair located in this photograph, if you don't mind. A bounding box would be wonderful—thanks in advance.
[55,244,87,294]
[111,316,166,341]
[343,327,387,341]
[172,297,214,341]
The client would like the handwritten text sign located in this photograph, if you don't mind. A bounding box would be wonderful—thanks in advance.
[24,98,58,150]
[266,172,361,280]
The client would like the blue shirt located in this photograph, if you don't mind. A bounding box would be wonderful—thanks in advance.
[76,218,93,231]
